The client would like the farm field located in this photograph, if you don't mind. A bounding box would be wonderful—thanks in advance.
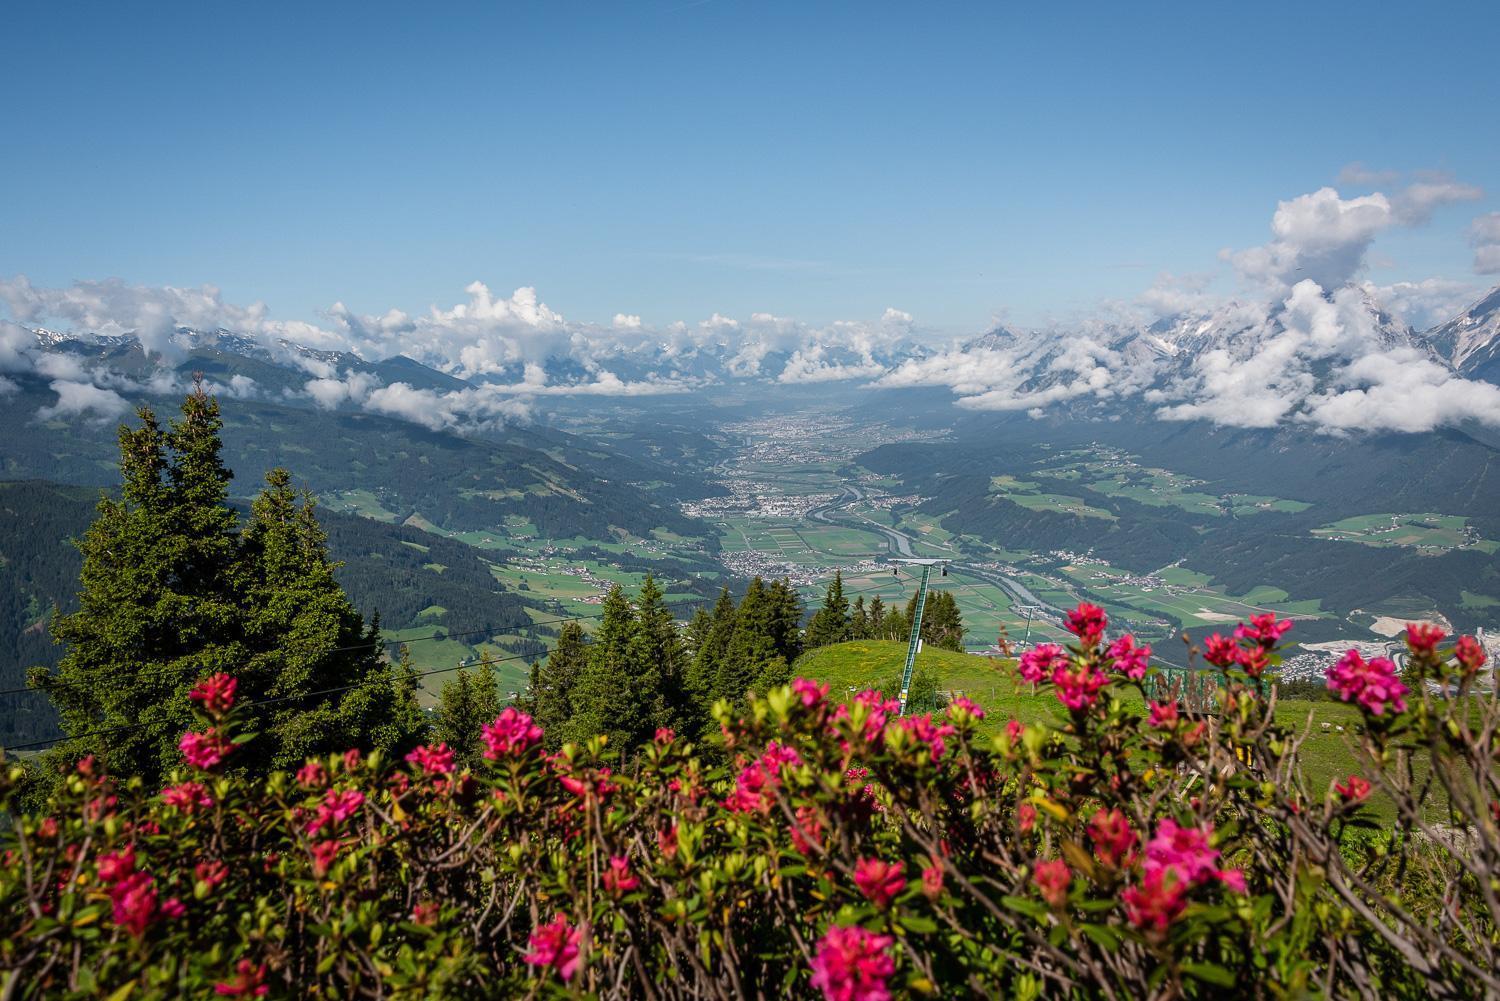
[1311,512,1500,554]
[1031,448,1311,518]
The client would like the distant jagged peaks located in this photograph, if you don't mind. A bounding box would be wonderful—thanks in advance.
[13,281,1500,435]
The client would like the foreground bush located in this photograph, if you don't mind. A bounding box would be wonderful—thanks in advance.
[2,608,1496,999]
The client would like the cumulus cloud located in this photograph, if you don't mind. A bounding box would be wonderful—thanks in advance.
[35,380,131,422]
[1360,278,1478,329]
[362,382,532,431]
[0,376,16,396]
[1303,349,1500,432]
[1227,177,1483,290]
[1471,212,1500,275]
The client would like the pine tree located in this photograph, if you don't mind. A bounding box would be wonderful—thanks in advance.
[566,586,639,749]
[922,591,966,652]
[240,468,423,768]
[715,578,774,705]
[37,389,423,784]
[866,595,886,639]
[766,578,805,665]
[41,396,245,781]
[532,621,588,747]
[631,575,690,735]
[805,571,851,649]
[434,654,502,766]
[688,588,737,711]
[850,596,869,640]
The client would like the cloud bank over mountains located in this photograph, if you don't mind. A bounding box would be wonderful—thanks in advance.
[3,174,1500,436]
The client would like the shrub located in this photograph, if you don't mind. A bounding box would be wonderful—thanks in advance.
[1,607,1496,998]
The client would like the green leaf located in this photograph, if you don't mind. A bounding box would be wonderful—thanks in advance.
[1181,962,1236,987]
[1001,895,1049,920]
[897,913,938,934]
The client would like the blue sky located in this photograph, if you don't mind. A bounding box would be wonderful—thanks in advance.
[3,0,1497,335]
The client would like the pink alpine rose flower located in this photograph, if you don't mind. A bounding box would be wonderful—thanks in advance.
[214,959,269,997]
[893,713,956,761]
[946,695,985,721]
[1334,775,1372,802]
[1326,650,1409,716]
[1108,634,1151,679]
[1123,866,1187,933]
[792,677,830,708]
[481,707,544,759]
[1148,700,1179,729]
[161,781,214,813]
[602,855,640,895]
[405,742,456,776]
[852,857,906,908]
[188,672,237,715]
[179,728,235,771]
[1052,661,1108,710]
[1088,808,1138,868]
[1065,601,1108,646]
[1234,612,1293,646]
[1405,622,1445,655]
[1018,643,1066,683]
[525,917,584,981]
[109,871,159,937]
[1033,858,1072,909]
[1202,633,1238,667]
[809,925,896,1001]
[1455,635,1488,673]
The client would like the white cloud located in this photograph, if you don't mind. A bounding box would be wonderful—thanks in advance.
[1360,278,1477,329]
[612,313,643,330]
[0,320,33,372]
[362,382,532,431]
[36,380,131,422]
[1228,178,1482,290]
[0,376,17,396]
[302,371,380,409]
[1303,349,1500,432]
[1471,212,1500,276]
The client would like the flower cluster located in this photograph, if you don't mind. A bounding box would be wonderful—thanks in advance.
[1326,650,1409,716]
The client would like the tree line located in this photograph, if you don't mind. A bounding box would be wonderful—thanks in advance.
[16,388,965,791]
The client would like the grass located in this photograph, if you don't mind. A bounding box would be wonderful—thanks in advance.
[1311,512,1499,555]
[791,640,1413,823]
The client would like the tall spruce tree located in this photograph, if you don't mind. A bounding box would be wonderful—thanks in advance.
[566,586,640,748]
[631,575,691,736]
[866,595,886,639]
[36,388,422,784]
[531,621,588,747]
[688,588,737,713]
[434,654,503,766]
[850,596,869,640]
[805,571,851,649]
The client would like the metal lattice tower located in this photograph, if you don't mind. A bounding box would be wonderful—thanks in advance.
[893,559,951,715]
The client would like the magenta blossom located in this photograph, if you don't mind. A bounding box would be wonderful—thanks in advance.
[946,695,985,721]
[852,857,906,908]
[525,917,583,981]
[189,673,238,715]
[405,742,456,776]
[305,788,365,836]
[1233,612,1293,646]
[1052,661,1108,711]
[1145,818,1245,893]
[161,781,214,813]
[481,707,544,759]
[1326,650,1409,716]
[1064,602,1108,647]
[792,677,830,708]
[809,925,896,1001]
[1018,643,1066,683]
[1147,700,1179,729]
[893,713,957,762]
[1107,634,1151,680]
[179,728,234,771]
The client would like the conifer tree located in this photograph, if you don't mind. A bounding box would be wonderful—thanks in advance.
[240,468,423,768]
[850,596,869,640]
[866,595,886,639]
[434,654,502,766]
[715,578,773,705]
[532,621,588,747]
[765,578,805,665]
[631,575,690,735]
[37,388,423,784]
[805,571,851,649]
[566,586,639,748]
[688,588,736,711]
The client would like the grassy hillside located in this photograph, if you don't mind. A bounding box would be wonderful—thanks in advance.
[794,640,1407,822]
